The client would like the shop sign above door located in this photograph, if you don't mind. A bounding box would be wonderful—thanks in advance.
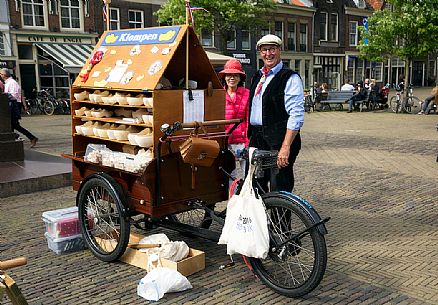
[17,34,95,44]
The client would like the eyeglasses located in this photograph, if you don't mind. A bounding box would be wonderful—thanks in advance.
[259,46,278,54]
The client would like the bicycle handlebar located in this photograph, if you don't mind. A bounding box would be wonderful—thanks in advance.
[0,257,27,270]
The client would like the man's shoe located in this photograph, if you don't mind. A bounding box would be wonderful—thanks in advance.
[347,110,352,113]
[30,138,38,148]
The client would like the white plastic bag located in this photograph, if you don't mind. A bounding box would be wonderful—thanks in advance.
[218,148,270,259]
[137,267,192,301]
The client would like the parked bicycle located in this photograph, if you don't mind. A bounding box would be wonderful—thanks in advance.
[389,84,421,114]
[25,89,55,115]
[304,90,314,112]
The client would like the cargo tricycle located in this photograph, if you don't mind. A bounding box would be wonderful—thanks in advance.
[65,25,329,297]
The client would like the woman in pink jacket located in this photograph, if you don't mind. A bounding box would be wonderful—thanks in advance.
[218,59,250,178]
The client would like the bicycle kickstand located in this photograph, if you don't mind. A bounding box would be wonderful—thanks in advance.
[219,255,235,270]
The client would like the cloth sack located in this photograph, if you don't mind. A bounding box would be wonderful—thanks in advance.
[179,136,220,167]
[137,267,192,301]
[218,147,270,259]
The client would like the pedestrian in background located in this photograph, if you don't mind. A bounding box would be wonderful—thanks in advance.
[418,85,438,115]
[218,59,250,179]
[341,80,355,91]
[247,34,304,192]
[0,68,38,147]
[347,81,367,113]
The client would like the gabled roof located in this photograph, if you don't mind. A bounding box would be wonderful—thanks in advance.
[275,0,313,8]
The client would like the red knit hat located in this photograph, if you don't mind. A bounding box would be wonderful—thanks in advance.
[218,59,246,80]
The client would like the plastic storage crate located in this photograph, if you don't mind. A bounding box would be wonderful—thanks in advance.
[45,232,86,255]
[42,207,80,239]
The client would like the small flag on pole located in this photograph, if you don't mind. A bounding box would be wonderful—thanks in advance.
[103,3,108,22]
[363,17,369,45]
[185,0,208,28]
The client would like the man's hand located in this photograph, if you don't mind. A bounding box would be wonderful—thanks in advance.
[277,145,290,168]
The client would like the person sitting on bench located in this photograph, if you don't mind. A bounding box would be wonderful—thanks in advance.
[347,82,367,113]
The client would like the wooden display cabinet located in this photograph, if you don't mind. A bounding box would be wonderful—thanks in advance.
[66,25,231,216]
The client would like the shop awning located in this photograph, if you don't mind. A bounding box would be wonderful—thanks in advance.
[205,51,234,66]
[36,43,94,73]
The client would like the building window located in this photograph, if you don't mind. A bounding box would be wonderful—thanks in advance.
[227,26,236,50]
[329,13,338,41]
[0,33,4,55]
[275,21,283,41]
[320,12,328,41]
[261,27,270,37]
[39,62,69,98]
[128,10,144,28]
[287,22,295,51]
[299,24,307,52]
[200,28,213,47]
[295,59,300,72]
[373,62,383,81]
[109,8,120,30]
[22,0,46,27]
[60,0,80,29]
[349,21,358,46]
[242,28,251,50]
[358,0,366,8]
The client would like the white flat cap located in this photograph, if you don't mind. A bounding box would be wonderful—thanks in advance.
[256,34,282,49]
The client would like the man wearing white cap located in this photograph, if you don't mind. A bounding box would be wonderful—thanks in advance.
[247,34,304,192]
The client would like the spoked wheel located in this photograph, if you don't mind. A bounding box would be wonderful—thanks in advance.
[333,103,343,111]
[168,207,213,229]
[77,173,130,262]
[403,96,421,114]
[248,194,327,297]
[43,100,55,115]
[389,96,401,113]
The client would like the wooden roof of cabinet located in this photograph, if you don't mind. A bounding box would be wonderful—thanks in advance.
[71,25,226,157]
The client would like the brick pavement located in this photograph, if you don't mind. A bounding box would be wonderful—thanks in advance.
[1,109,438,304]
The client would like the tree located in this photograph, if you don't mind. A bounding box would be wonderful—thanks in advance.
[357,0,438,89]
[155,0,275,50]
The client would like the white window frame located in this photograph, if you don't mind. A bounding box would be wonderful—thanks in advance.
[329,13,338,41]
[241,28,251,50]
[358,0,366,9]
[128,9,144,29]
[200,28,214,47]
[349,21,358,46]
[287,22,295,51]
[226,26,236,50]
[59,0,83,31]
[21,0,48,30]
[320,12,328,41]
[109,8,120,30]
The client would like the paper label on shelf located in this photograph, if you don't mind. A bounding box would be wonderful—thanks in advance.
[183,90,204,123]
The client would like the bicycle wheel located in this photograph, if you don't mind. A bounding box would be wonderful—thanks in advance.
[77,174,130,262]
[389,96,401,113]
[43,100,55,115]
[167,207,213,229]
[248,194,327,297]
[403,96,421,114]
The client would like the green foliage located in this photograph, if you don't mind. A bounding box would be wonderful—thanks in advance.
[155,0,275,40]
[358,0,438,62]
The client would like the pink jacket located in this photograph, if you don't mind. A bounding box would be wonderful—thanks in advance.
[225,86,250,146]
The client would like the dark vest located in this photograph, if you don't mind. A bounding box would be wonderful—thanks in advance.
[248,67,299,146]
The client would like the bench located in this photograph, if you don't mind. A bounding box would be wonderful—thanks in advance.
[320,91,368,111]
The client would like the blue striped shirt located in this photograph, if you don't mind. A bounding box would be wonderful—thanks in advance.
[249,61,304,131]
